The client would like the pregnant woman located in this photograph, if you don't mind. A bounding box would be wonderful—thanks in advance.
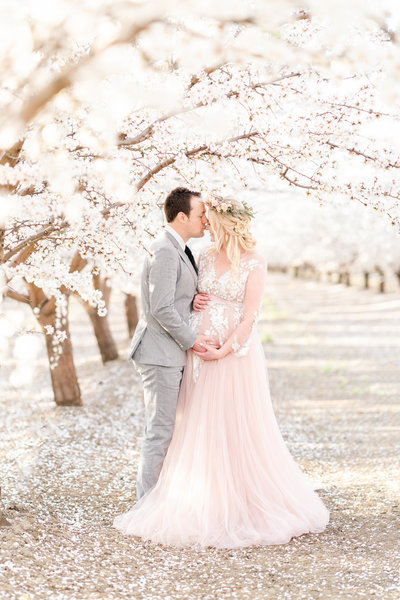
[113,196,329,548]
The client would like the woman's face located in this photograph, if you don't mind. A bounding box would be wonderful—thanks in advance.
[205,211,216,241]
[207,225,215,242]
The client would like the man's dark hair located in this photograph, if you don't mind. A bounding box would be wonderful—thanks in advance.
[164,187,201,223]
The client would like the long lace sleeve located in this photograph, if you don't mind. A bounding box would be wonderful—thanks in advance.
[221,257,266,357]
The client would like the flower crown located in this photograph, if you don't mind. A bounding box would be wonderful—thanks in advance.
[205,195,255,219]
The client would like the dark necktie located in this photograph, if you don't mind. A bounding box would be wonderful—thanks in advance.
[184,245,198,275]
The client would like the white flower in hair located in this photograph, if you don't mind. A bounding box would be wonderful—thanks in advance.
[205,195,255,219]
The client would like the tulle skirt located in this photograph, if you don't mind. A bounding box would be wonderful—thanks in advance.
[113,336,329,548]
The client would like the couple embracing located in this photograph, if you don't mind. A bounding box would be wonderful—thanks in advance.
[113,187,329,548]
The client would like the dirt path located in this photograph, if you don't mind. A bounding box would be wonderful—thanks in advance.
[1,273,399,600]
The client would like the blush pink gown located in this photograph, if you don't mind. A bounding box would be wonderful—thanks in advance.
[113,247,329,548]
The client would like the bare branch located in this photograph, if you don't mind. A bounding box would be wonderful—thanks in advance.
[281,167,318,189]
[326,141,400,168]
[4,287,32,305]
[255,71,301,88]
[326,102,392,117]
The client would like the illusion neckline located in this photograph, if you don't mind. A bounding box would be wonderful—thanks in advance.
[209,248,252,280]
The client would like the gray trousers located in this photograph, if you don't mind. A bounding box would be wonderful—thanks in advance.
[134,361,184,501]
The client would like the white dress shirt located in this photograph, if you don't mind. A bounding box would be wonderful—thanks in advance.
[165,224,186,251]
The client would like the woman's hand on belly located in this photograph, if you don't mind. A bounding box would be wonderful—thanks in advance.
[193,343,224,361]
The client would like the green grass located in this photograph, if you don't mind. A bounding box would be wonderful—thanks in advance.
[261,294,288,319]
[260,332,273,344]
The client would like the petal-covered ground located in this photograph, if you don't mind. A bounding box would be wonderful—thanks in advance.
[1,273,399,600]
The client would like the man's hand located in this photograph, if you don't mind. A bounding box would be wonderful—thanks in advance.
[193,293,210,312]
[192,334,218,352]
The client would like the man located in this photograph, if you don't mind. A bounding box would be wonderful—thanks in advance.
[130,187,212,500]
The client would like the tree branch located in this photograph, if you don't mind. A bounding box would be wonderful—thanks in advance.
[280,167,318,189]
[119,72,301,148]
[0,139,24,167]
[205,148,319,191]
[0,227,4,264]
[135,132,260,191]
[2,222,65,264]
[2,196,128,267]
[4,287,32,305]
[326,102,392,117]
[0,16,163,153]
[326,141,400,168]
[69,251,88,274]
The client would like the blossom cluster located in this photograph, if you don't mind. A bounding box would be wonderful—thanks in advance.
[0,0,399,380]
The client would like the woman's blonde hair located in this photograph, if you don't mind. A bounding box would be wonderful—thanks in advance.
[208,198,256,275]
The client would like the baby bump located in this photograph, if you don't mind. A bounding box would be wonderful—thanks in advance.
[190,297,243,346]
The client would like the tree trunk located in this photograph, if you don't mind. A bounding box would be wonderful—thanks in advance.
[85,306,119,363]
[376,267,385,293]
[125,294,139,337]
[77,273,119,363]
[37,295,82,406]
[364,271,370,289]
[344,272,351,286]
[6,249,83,406]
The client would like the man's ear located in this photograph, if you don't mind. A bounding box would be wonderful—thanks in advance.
[177,211,188,223]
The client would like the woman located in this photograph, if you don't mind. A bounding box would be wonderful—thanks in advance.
[113,196,329,548]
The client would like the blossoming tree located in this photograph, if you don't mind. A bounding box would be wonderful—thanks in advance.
[1,0,399,405]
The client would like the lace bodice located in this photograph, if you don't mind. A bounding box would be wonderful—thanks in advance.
[197,247,265,303]
[190,247,266,379]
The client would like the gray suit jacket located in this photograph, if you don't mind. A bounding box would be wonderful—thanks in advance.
[129,231,198,367]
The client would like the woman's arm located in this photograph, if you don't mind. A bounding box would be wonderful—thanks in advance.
[194,257,266,361]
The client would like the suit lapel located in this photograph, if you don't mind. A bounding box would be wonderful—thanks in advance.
[164,231,198,284]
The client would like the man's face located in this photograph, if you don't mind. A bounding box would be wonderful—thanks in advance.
[186,196,208,239]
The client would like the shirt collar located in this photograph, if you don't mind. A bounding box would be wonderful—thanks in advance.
[165,224,186,251]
